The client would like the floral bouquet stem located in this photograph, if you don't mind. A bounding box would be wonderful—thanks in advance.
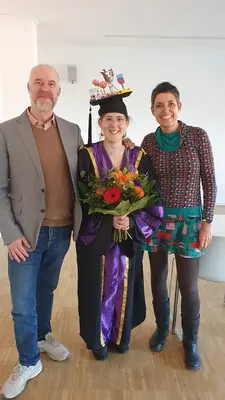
[113,228,132,243]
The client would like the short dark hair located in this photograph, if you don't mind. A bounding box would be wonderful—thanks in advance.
[151,82,180,107]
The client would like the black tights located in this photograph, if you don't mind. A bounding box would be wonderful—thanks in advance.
[148,250,200,324]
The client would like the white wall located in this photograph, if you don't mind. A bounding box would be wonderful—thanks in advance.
[0,72,3,122]
[38,40,225,204]
[0,15,38,121]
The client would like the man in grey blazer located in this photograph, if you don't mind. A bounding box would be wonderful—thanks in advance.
[0,64,83,399]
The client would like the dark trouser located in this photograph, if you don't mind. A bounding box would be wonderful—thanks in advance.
[148,250,200,342]
[8,226,72,366]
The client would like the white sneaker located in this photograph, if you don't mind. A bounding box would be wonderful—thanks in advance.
[38,333,70,361]
[0,360,42,399]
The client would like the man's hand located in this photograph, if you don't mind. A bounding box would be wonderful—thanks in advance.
[122,138,135,149]
[7,237,31,263]
[113,216,129,231]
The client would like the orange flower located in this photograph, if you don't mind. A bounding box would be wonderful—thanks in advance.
[123,172,137,182]
[134,186,144,198]
[96,187,105,196]
[110,171,124,181]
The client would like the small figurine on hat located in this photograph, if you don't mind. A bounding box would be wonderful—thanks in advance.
[89,68,132,104]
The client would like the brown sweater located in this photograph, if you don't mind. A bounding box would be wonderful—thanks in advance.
[32,124,74,226]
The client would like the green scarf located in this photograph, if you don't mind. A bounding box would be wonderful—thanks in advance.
[155,126,180,152]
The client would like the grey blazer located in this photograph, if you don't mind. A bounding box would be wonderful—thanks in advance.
[0,111,83,250]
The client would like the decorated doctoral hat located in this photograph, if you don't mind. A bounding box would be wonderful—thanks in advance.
[88,68,132,145]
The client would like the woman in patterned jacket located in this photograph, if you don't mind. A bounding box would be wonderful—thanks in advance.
[141,82,217,370]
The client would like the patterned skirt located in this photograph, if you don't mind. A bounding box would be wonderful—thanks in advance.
[141,207,204,258]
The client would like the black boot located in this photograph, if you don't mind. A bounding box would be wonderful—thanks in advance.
[92,346,108,360]
[183,341,201,370]
[182,315,201,370]
[149,327,169,351]
[108,342,129,354]
[149,298,170,352]
[115,344,129,354]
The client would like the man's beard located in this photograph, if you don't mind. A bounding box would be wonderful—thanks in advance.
[32,97,57,111]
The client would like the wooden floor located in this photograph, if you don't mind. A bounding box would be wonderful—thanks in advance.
[1,207,225,399]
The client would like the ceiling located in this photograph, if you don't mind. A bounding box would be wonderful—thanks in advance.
[1,0,225,45]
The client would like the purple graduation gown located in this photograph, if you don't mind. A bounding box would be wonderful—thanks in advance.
[76,142,163,350]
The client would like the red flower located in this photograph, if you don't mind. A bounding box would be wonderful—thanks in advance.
[103,186,121,204]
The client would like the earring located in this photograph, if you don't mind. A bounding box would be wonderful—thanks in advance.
[99,130,104,140]
[123,130,127,139]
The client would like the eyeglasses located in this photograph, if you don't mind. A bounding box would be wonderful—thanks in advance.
[103,116,127,124]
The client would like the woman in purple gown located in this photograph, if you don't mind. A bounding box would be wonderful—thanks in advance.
[76,91,163,360]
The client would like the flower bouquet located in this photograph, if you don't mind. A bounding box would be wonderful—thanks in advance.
[78,167,159,242]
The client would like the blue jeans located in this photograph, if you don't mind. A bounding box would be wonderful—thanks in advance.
[8,226,72,366]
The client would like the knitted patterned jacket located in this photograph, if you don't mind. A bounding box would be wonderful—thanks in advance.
[141,121,217,222]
